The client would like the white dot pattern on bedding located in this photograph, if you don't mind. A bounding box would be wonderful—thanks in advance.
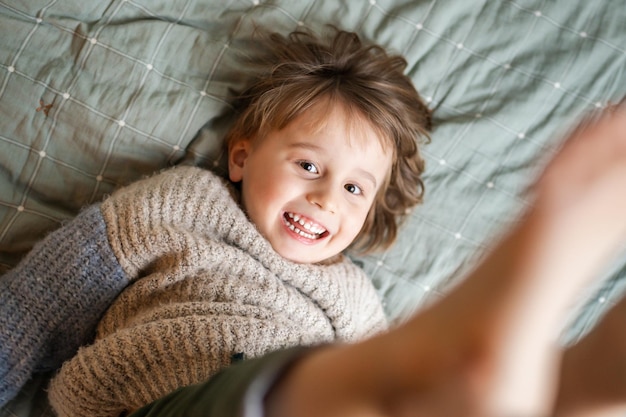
[1,0,625,345]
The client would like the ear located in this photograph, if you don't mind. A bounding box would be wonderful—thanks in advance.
[228,139,251,183]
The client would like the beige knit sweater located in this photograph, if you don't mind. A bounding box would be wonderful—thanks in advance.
[48,166,387,417]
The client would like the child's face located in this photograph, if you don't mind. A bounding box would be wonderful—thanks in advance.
[229,101,393,264]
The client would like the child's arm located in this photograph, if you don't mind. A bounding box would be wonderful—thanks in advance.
[0,204,130,407]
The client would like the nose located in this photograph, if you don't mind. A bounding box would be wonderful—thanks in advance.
[307,186,338,214]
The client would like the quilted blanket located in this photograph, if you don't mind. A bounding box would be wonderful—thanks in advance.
[1,1,625,415]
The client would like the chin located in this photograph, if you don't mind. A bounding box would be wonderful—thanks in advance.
[276,248,324,265]
[282,253,316,264]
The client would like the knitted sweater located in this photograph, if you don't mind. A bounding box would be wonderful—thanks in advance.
[44,166,387,417]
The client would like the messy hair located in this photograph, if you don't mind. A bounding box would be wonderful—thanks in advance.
[224,27,432,253]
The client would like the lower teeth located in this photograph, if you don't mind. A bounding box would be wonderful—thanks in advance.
[285,218,318,239]
[292,225,315,239]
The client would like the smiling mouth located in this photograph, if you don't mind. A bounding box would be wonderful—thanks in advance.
[282,212,329,240]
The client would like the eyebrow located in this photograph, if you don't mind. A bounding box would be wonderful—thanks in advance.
[355,168,378,189]
[288,142,378,189]
[288,142,325,153]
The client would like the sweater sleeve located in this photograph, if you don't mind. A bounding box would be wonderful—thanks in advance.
[128,346,314,417]
[0,204,130,407]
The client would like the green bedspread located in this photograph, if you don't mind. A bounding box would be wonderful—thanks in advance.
[1,0,626,415]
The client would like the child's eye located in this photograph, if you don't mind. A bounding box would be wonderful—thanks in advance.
[344,183,362,195]
[298,161,318,174]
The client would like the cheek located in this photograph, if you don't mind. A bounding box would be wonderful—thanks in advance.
[343,209,370,239]
[256,176,285,205]
[244,167,288,214]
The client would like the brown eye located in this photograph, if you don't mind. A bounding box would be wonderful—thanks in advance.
[345,183,362,195]
[299,161,318,174]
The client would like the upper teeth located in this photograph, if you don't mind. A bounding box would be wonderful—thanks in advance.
[286,212,326,235]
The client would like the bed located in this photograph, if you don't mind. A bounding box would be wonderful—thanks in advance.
[1,0,626,415]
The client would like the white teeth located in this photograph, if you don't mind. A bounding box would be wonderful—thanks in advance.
[284,212,327,238]
[298,229,316,239]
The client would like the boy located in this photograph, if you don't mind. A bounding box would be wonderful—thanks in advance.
[0,28,432,416]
